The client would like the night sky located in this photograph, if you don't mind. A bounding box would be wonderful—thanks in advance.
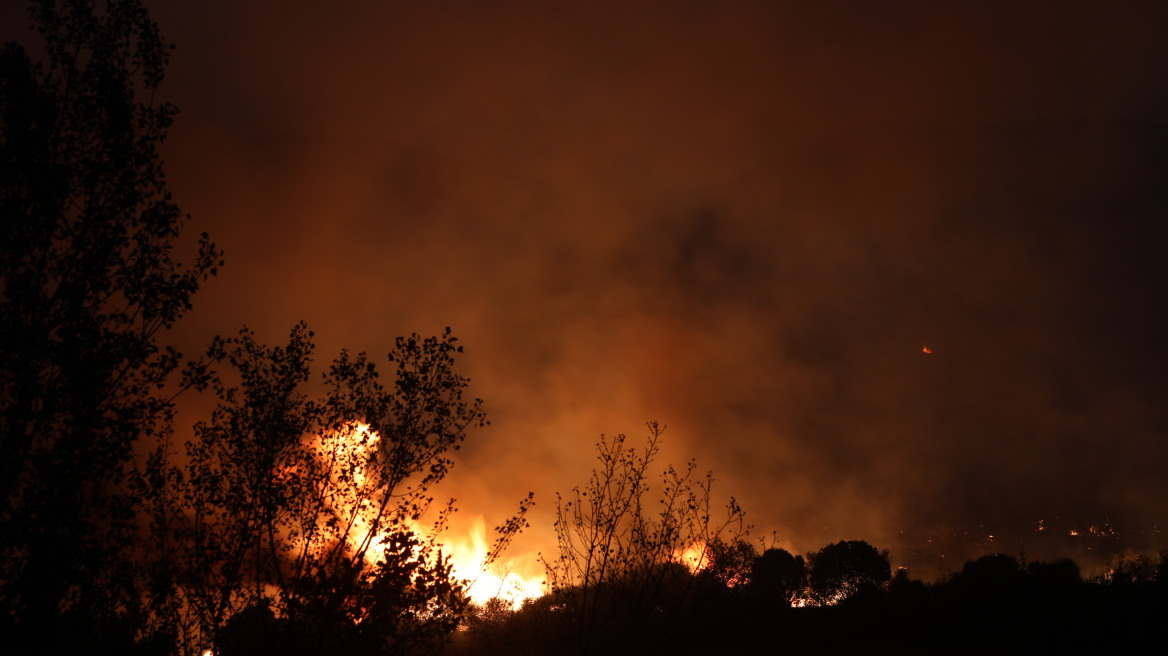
[13,1,1166,578]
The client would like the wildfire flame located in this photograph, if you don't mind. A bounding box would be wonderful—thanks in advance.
[334,423,544,610]
[675,542,709,572]
[441,516,545,610]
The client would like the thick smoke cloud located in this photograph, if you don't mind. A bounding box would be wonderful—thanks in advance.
[94,0,1168,576]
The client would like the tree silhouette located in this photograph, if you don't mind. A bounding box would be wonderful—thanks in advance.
[0,0,220,648]
[748,547,806,608]
[144,325,495,654]
[806,540,891,606]
[3,3,536,653]
[886,566,930,614]
[1106,549,1160,586]
[702,537,758,587]
[949,553,1025,599]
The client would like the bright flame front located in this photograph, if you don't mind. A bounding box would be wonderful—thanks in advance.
[442,516,545,610]
[333,423,543,610]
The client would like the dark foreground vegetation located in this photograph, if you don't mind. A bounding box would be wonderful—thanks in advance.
[3,2,1165,655]
[3,2,507,653]
[454,544,1168,655]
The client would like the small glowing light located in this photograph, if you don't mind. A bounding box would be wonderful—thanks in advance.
[921,346,933,354]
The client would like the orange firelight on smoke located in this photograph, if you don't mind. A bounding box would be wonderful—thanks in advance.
[922,346,933,354]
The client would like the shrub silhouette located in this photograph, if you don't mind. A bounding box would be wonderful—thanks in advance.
[540,422,746,655]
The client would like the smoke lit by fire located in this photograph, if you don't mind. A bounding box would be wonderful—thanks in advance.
[122,0,1168,598]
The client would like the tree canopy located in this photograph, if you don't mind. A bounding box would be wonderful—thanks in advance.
[1,0,219,647]
[806,540,891,606]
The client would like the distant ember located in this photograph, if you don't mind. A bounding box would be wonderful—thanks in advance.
[922,346,934,354]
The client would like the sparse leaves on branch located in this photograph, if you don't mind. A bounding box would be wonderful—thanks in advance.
[540,422,746,654]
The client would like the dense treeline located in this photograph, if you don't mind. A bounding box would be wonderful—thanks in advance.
[454,544,1168,655]
[451,424,1166,654]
